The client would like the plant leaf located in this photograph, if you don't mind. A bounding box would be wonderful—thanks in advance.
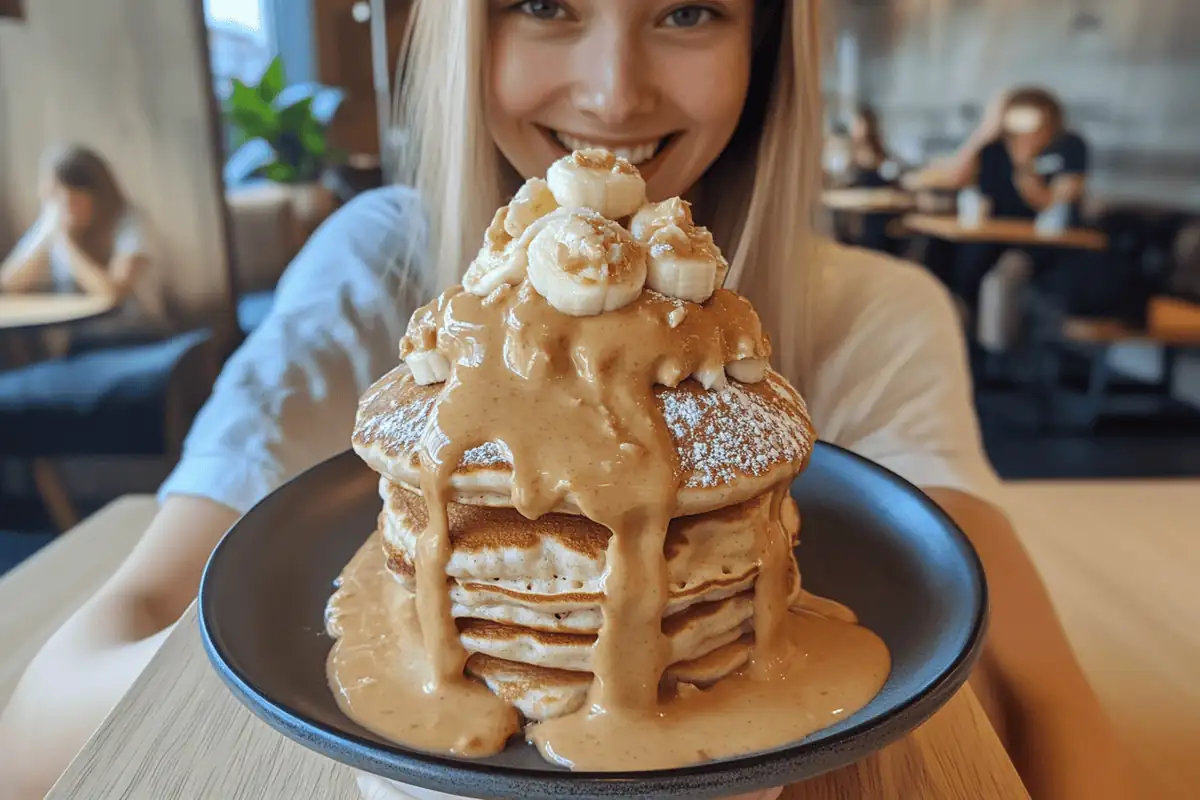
[272,82,315,110]
[277,97,315,135]
[224,138,276,186]
[309,88,345,126]
[299,123,328,159]
[262,161,298,183]
[229,78,278,142]
[272,83,345,126]
[257,56,286,104]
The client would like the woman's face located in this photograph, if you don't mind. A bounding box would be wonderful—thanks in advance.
[849,114,869,141]
[487,0,755,202]
[50,183,95,232]
[1003,105,1053,163]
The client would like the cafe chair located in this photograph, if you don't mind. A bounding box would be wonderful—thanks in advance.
[0,330,216,529]
[1028,215,1200,429]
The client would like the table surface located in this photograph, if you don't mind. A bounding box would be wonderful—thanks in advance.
[822,187,916,213]
[0,293,116,331]
[19,480,1200,799]
[903,213,1109,251]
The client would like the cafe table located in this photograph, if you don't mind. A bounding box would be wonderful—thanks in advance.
[902,214,1108,251]
[0,293,116,332]
[16,479,1199,798]
[822,187,916,214]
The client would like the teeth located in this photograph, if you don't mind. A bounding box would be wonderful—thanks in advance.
[555,133,662,166]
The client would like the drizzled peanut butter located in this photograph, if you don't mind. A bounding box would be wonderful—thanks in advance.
[329,277,891,768]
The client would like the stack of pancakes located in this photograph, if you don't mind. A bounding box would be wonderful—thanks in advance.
[353,366,815,722]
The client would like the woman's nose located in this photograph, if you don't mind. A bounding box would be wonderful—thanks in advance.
[570,33,656,126]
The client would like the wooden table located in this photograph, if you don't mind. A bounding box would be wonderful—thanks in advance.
[22,480,1200,798]
[0,293,116,332]
[903,214,1109,251]
[822,188,915,214]
[1000,481,1200,800]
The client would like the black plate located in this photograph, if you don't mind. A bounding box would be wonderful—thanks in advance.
[200,443,987,799]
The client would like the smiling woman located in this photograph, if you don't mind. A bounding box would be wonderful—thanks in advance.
[400,0,814,381]
[485,0,753,196]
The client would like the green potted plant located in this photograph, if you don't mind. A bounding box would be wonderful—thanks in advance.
[224,56,346,225]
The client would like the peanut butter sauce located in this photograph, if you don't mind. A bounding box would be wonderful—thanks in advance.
[328,278,891,769]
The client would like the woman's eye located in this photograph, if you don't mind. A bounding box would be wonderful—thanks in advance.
[662,5,717,28]
[516,0,568,21]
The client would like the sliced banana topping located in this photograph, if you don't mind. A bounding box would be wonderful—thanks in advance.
[631,198,729,304]
[406,348,451,386]
[546,148,646,220]
[463,206,526,297]
[692,362,728,391]
[630,196,692,241]
[504,178,558,238]
[526,208,647,317]
[463,197,558,298]
[725,357,768,384]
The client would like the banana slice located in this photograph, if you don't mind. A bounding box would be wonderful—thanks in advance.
[725,357,768,384]
[463,198,558,298]
[505,178,558,238]
[526,209,647,316]
[692,362,728,391]
[546,149,646,220]
[406,348,451,385]
[630,196,693,241]
[631,198,729,304]
[463,206,525,297]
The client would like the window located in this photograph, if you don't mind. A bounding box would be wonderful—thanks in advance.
[204,0,273,100]
[204,0,315,163]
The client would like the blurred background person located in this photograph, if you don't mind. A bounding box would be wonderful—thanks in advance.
[904,87,1092,317]
[846,105,896,188]
[0,144,167,357]
[828,105,905,254]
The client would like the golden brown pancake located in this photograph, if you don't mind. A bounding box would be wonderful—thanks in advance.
[378,481,800,633]
[464,636,753,721]
[353,365,814,516]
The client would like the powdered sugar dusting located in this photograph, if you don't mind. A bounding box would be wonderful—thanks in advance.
[354,369,514,470]
[463,441,512,467]
[659,374,813,489]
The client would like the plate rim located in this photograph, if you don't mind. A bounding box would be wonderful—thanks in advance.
[198,442,989,798]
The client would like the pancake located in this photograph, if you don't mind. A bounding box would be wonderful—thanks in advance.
[353,365,814,516]
[464,637,752,721]
[456,591,755,673]
[379,481,801,633]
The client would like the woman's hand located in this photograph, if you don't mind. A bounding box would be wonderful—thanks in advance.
[357,774,783,800]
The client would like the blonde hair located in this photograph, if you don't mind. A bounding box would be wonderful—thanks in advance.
[394,0,822,389]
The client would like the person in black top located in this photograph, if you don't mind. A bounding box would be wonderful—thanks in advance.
[951,88,1092,315]
[977,88,1089,227]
